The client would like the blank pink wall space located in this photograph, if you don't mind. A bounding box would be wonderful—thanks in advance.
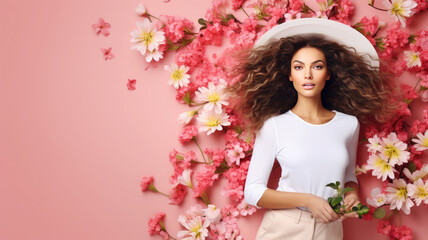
[1,0,427,239]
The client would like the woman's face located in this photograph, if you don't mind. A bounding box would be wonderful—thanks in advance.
[289,46,330,99]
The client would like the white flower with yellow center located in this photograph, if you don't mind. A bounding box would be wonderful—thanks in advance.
[165,64,190,89]
[367,135,383,154]
[130,19,165,55]
[195,79,229,114]
[355,164,368,175]
[135,3,147,16]
[145,47,163,63]
[386,179,414,215]
[177,169,193,188]
[380,132,410,166]
[205,205,221,224]
[178,110,197,125]
[197,109,231,135]
[403,165,428,182]
[407,179,428,206]
[177,215,210,240]
[367,188,387,207]
[404,51,422,68]
[366,154,397,181]
[383,0,417,27]
[412,130,428,151]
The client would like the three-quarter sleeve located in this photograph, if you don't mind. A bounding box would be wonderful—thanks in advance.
[244,117,278,207]
[344,117,360,184]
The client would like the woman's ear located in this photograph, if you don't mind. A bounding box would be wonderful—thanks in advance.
[326,71,331,81]
[289,75,293,81]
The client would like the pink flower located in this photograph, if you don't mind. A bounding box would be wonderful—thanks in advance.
[148,212,168,239]
[231,0,245,10]
[237,199,257,216]
[226,144,245,166]
[381,22,409,60]
[377,220,392,235]
[178,125,198,144]
[204,148,226,167]
[127,79,136,90]
[390,224,413,240]
[359,16,379,36]
[92,17,111,36]
[168,184,187,205]
[157,15,194,44]
[100,47,114,60]
[193,165,219,198]
[140,176,154,191]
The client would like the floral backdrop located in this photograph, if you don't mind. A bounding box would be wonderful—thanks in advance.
[93,0,428,239]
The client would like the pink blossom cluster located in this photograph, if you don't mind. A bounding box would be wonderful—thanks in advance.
[148,212,169,239]
[193,165,219,198]
[178,125,198,144]
[377,220,413,240]
[380,22,410,60]
[157,15,194,43]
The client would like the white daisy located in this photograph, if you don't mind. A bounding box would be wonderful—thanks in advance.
[404,51,422,68]
[165,64,190,89]
[367,188,387,207]
[135,3,147,16]
[177,169,193,188]
[386,179,414,215]
[204,205,221,224]
[130,19,165,55]
[366,135,383,154]
[197,109,231,135]
[403,165,428,182]
[177,215,210,240]
[178,110,197,125]
[383,0,417,27]
[195,79,229,114]
[380,132,410,166]
[407,178,428,206]
[412,130,428,151]
[145,48,163,63]
[366,154,397,181]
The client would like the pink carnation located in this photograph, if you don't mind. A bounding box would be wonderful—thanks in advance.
[193,165,219,198]
[178,125,198,144]
[413,0,428,13]
[359,16,379,36]
[390,224,413,240]
[199,20,224,46]
[168,184,187,205]
[377,220,392,235]
[157,15,194,44]
[381,22,409,60]
[175,39,205,73]
[141,176,154,191]
[401,83,419,101]
[148,212,168,239]
[231,0,246,10]
[410,120,427,136]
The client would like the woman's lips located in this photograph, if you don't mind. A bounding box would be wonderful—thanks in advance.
[302,83,315,90]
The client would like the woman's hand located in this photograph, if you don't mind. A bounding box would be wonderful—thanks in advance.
[340,191,360,221]
[306,194,340,223]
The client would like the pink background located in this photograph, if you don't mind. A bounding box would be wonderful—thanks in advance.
[1,0,427,239]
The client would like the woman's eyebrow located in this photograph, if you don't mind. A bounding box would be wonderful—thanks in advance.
[292,59,326,64]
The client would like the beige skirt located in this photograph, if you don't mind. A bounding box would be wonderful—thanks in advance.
[255,208,343,240]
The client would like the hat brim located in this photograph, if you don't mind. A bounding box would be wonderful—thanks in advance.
[254,18,379,68]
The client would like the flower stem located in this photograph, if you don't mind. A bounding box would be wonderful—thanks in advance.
[166,231,178,240]
[149,185,170,198]
[414,77,422,91]
[192,137,208,163]
[240,7,250,18]
[368,4,388,11]
[148,14,160,20]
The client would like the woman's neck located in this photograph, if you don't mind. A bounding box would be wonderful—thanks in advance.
[290,96,334,123]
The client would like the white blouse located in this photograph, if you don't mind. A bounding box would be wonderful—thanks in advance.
[244,110,359,210]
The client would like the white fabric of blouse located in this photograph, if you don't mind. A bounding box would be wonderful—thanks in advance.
[244,110,360,210]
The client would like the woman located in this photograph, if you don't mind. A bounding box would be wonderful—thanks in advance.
[228,18,394,239]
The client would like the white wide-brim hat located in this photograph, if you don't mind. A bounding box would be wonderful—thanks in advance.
[254,18,379,68]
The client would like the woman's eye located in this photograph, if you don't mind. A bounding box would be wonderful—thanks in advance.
[294,66,303,70]
[314,65,324,69]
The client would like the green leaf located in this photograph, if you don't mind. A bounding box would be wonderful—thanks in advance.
[198,18,207,26]
[339,187,354,196]
[407,162,417,173]
[326,182,339,190]
[373,207,386,219]
[330,196,343,208]
[183,93,192,106]
[420,86,428,91]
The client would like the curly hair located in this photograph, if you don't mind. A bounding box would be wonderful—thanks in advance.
[227,35,396,133]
